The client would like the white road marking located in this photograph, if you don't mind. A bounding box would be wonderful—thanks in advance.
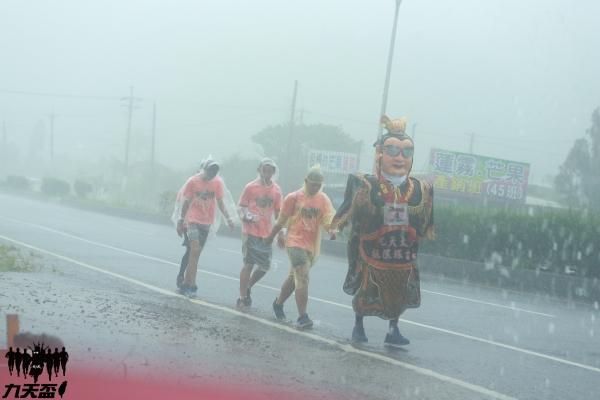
[1,215,551,317]
[216,247,241,255]
[420,289,555,318]
[1,217,595,375]
[119,226,153,236]
[222,246,555,318]
[0,234,516,400]
[217,246,284,264]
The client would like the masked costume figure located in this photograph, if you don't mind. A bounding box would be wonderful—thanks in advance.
[332,115,434,346]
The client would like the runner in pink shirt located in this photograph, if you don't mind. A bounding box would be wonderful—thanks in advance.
[236,158,283,308]
[265,166,336,329]
[175,158,234,297]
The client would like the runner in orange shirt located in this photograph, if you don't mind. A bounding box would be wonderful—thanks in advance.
[264,166,335,329]
[175,158,235,297]
[237,158,283,308]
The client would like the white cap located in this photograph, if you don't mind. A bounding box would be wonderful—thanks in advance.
[259,157,277,170]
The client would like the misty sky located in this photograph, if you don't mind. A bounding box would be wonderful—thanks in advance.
[1,0,599,184]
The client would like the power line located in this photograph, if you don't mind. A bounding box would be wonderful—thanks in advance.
[1,121,7,166]
[0,88,121,101]
[151,102,157,169]
[173,111,269,128]
[474,133,575,144]
[121,87,142,175]
[48,110,57,161]
[302,110,373,126]
[416,130,569,158]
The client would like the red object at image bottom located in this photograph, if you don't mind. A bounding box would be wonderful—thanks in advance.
[0,360,340,400]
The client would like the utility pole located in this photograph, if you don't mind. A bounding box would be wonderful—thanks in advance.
[48,109,56,161]
[2,120,6,149]
[1,120,6,167]
[150,101,157,169]
[120,86,141,177]
[284,80,298,192]
[411,123,417,141]
[468,132,476,154]
[356,140,363,172]
[377,0,403,141]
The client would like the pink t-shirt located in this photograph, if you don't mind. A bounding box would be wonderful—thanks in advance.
[182,175,224,225]
[239,179,282,238]
[281,189,334,253]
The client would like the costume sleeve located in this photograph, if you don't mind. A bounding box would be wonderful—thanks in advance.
[332,174,357,221]
[331,174,370,231]
[424,183,435,239]
[419,181,435,240]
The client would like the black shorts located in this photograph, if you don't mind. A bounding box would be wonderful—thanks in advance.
[242,234,272,271]
[186,223,210,247]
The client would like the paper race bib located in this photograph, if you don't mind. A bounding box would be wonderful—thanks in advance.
[384,202,408,226]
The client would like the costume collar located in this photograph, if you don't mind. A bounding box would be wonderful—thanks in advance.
[381,172,407,187]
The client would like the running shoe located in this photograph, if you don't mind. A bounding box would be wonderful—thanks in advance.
[295,314,313,330]
[272,299,286,320]
[245,287,252,306]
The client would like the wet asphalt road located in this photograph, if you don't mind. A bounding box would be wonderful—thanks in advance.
[1,192,599,400]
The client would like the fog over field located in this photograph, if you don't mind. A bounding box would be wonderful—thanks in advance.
[1,0,599,185]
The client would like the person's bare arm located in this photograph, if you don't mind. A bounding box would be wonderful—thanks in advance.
[264,214,289,246]
[176,199,191,236]
[321,198,337,239]
[273,210,285,241]
[217,198,234,229]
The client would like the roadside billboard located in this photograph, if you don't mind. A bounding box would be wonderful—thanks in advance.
[428,148,530,203]
[307,149,359,175]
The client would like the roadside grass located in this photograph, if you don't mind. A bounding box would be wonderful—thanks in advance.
[0,244,41,273]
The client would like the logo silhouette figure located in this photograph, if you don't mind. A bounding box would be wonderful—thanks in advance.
[4,347,15,376]
[45,348,54,381]
[14,348,23,377]
[22,349,32,378]
[53,348,61,377]
[59,347,69,376]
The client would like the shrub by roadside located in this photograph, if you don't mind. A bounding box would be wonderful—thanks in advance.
[41,177,71,198]
[422,204,600,279]
[3,175,31,191]
[74,179,93,198]
[0,244,40,272]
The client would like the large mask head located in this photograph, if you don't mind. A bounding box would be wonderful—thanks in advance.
[374,115,414,177]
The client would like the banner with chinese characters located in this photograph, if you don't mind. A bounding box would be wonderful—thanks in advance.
[428,148,530,203]
[307,149,359,174]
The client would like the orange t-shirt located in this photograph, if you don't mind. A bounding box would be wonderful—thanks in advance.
[239,179,282,238]
[182,175,224,225]
[281,189,334,253]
